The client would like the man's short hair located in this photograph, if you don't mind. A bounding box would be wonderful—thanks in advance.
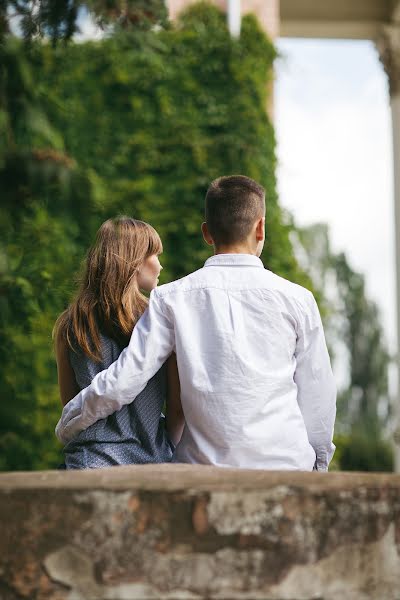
[205,175,265,246]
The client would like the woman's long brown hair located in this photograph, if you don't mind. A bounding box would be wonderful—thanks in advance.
[54,217,162,362]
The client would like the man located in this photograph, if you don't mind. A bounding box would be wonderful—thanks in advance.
[57,175,336,470]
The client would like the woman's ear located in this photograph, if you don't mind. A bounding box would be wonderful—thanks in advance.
[201,222,214,246]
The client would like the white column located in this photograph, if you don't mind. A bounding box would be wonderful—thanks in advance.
[377,25,400,471]
[391,93,400,472]
[228,0,241,38]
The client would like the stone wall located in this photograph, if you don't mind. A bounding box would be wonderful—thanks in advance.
[1,465,400,599]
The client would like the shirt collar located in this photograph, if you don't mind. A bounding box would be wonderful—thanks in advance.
[204,254,264,268]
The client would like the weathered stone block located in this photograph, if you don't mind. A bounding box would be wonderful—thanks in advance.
[0,465,399,599]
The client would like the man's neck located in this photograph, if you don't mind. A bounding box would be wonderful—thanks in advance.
[214,243,257,256]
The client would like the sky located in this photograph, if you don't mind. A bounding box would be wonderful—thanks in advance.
[274,38,396,352]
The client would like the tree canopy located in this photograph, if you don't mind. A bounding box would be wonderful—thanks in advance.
[1,0,168,42]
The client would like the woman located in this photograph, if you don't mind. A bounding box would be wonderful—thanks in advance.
[54,216,184,468]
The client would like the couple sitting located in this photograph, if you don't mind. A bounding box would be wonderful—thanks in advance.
[55,175,336,471]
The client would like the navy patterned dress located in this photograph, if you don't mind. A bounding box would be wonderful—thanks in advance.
[63,333,173,468]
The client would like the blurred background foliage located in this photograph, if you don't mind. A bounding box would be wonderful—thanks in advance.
[295,224,393,472]
[0,1,393,471]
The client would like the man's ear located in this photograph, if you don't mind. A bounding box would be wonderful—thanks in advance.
[201,222,214,246]
[255,217,265,242]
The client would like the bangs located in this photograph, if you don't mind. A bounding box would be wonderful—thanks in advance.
[147,225,163,256]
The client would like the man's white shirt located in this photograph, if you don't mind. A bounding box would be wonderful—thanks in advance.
[56,254,336,471]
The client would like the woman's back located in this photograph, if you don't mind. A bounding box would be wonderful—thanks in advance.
[54,216,181,468]
[64,332,172,468]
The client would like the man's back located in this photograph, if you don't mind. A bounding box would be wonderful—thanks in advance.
[157,254,335,470]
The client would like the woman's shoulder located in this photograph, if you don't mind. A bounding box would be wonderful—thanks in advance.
[68,331,122,389]
[69,330,120,360]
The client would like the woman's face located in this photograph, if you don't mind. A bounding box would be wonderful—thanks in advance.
[137,254,162,291]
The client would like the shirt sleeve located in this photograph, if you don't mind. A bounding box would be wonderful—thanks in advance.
[55,289,174,444]
[294,292,337,471]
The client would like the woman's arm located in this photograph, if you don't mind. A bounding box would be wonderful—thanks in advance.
[166,353,185,447]
[55,334,80,407]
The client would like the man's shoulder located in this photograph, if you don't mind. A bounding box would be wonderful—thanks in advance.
[154,267,205,298]
[154,264,315,314]
[266,270,314,306]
